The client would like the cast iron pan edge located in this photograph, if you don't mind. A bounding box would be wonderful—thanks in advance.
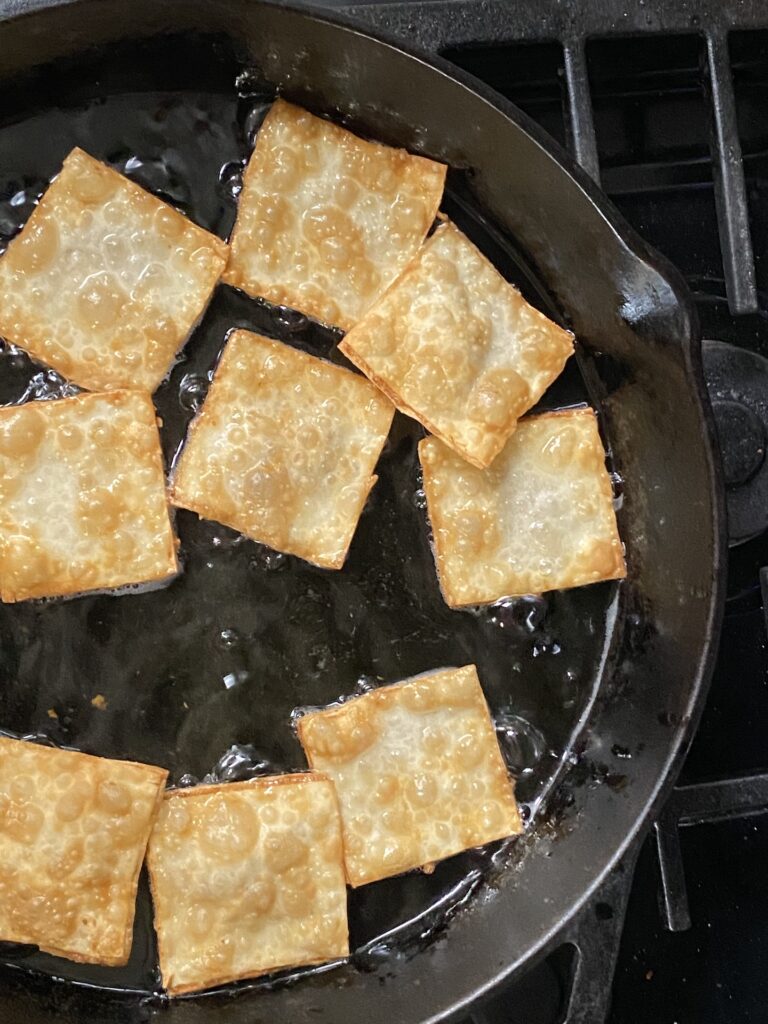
[0,2,726,1022]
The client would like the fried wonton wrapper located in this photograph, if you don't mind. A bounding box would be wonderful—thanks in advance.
[297,665,521,887]
[223,99,446,330]
[0,390,178,602]
[147,773,349,996]
[340,220,574,468]
[170,330,394,569]
[0,736,167,965]
[419,407,626,606]
[0,147,228,392]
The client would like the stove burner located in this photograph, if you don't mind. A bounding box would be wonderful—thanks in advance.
[702,339,768,546]
[712,400,765,488]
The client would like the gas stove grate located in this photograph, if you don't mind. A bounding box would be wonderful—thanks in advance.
[343,0,763,316]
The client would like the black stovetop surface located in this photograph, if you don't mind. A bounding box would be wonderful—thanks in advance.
[321,3,768,1021]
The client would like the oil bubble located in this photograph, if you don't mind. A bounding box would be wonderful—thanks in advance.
[217,628,241,650]
[275,306,309,334]
[179,372,209,413]
[354,674,381,694]
[218,160,245,201]
[494,711,549,776]
[18,369,80,404]
[203,743,276,784]
[485,595,548,634]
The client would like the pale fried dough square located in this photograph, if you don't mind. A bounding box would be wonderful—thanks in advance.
[0,736,167,965]
[0,147,228,392]
[340,220,574,468]
[419,408,626,606]
[170,329,394,569]
[223,99,446,330]
[0,390,178,602]
[146,773,349,996]
[297,665,521,887]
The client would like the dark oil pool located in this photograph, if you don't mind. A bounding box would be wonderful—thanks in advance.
[0,35,621,1003]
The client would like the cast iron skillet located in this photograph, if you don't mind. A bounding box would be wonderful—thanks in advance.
[0,2,725,1023]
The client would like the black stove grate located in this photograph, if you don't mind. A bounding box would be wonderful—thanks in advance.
[319,1,768,1020]
[343,0,763,316]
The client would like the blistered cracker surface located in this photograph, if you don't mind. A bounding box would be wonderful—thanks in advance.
[147,773,349,996]
[0,390,178,602]
[0,148,228,393]
[170,330,394,569]
[223,99,446,330]
[419,408,626,606]
[0,736,167,965]
[298,666,521,887]
[340,220,575,468]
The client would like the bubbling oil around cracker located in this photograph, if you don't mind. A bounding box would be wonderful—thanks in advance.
[0,39,621,1002]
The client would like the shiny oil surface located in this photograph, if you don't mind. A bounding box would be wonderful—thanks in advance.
[0,36,620,997]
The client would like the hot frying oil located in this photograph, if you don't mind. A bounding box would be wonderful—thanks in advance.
[0,38,620,999]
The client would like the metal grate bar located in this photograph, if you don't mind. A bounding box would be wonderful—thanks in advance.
[344,1,768,53]
[672,772,768,824]
[704,31,758,315]
[562,40,601,183]
[346,3,764,317]
[654,819,692,931]
[654,773,768,931]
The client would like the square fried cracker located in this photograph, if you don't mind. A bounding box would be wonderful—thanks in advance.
[147,773,349,996]
[340,220,574,468]
[0,390,178,602]
[419,408,626,606]
[297,665,521,887]
[0,736,167,965]
[223,99,446,330]
[0,147,228,393]
[170,329,394,569]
